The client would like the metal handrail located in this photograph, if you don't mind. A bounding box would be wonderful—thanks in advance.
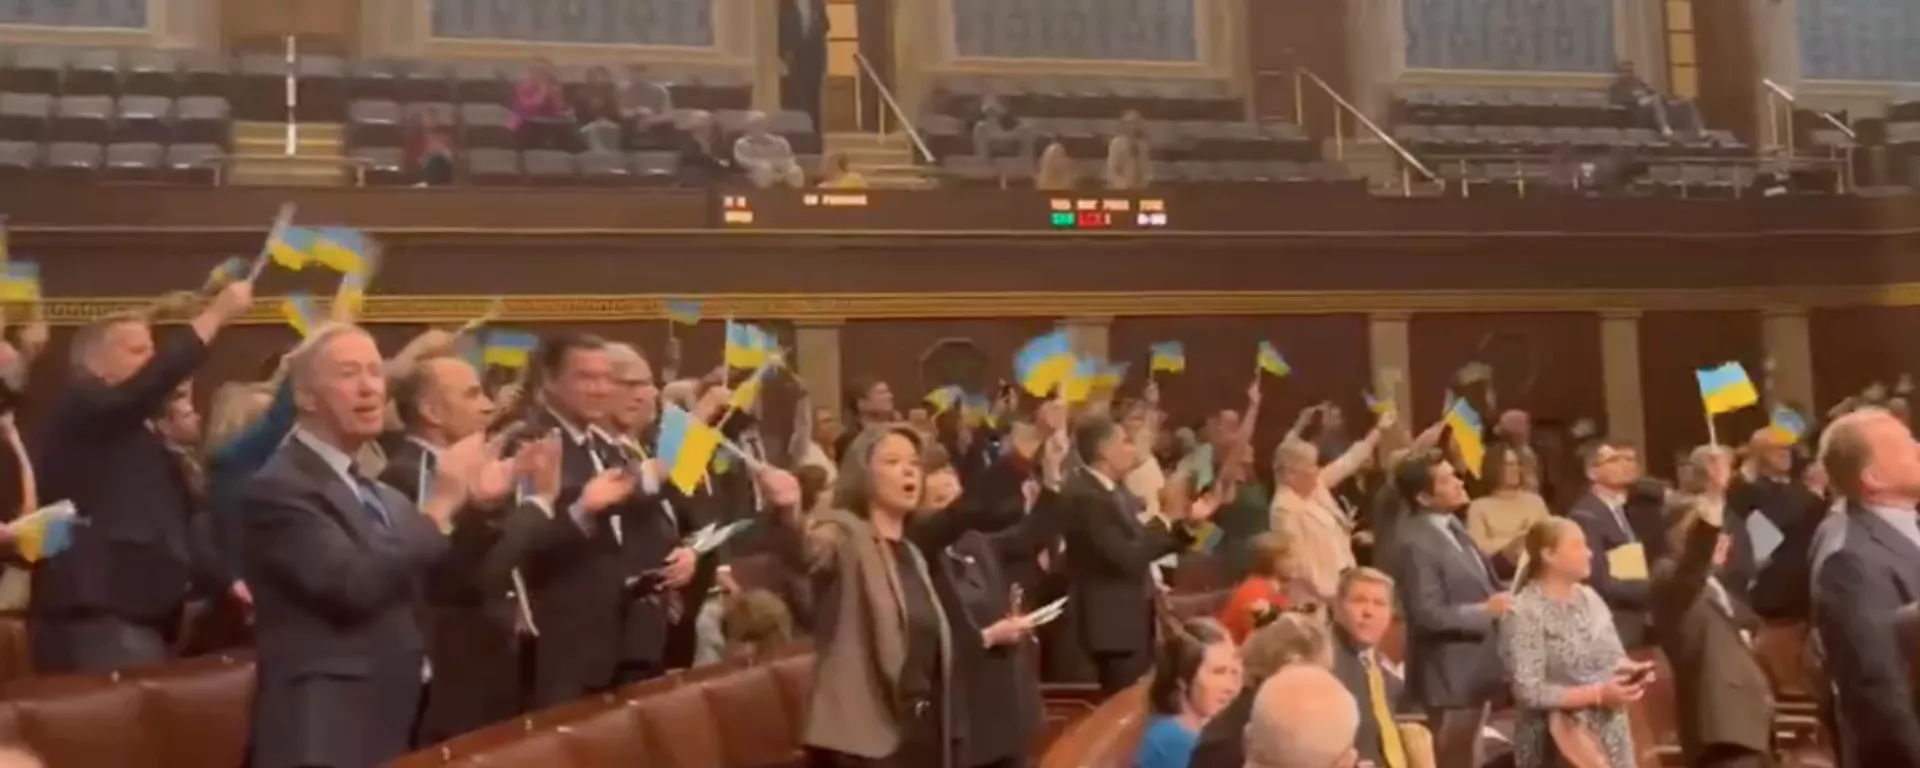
[1290,66,1437,185]
[1762,79,1857,140]
[852,51,935,164]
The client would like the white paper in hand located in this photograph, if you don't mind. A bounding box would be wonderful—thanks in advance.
[1023,596,1069,627]
[689,519,753,555]
[1747,512,1785,568]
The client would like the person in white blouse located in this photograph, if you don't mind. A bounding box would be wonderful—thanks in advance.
[1271,407,1394,601]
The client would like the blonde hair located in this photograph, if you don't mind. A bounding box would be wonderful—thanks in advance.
[1518,517,1580,586]
[721,589,795,658]
[1246,532,1298,579]
[202,381,275,456]
[1241,612,1331,678]
[1035,142,1075,191]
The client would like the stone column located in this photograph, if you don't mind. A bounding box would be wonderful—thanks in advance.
[1367,311,1413,420]
[1345,0,1407,122]
[1059,316,1111,362]
[1599,309,1647,451]
[1761,307,1815,411]
[793,320,844,411]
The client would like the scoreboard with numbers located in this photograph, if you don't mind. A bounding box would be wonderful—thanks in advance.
[1047,197,1169,229]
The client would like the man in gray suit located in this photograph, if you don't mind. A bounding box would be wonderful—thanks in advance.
[241,324,474,768]
[1389,449,1509,768]
[1813,407,1920,767]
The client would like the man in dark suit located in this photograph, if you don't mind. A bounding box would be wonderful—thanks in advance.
[382,354,523,743]
[1390,449,1508,768]
[240,324,466,768]
[29,279,252,674]
[1329,566,1413,768]
[779,0,829,132]
[1813,407,1920,766]
[1059,413,1206,694]
[1651,471,1775,768]
[1569,442,1653,648]
[512,333,647,706]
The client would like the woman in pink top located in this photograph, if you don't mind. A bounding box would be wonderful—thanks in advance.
[511,57,572,145]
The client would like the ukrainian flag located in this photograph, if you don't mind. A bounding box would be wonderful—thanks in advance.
[1364,390,1394,415]
[1061,357,1100,404]
[1256,342,1290,378]
[1093,361,1131,392]
[12,501,78,563]
[1446,396,1487,478]
[1149,341,1186,374]
[724,320,776,369]
[1768,405,1806,446]
[208,256,249,285]
[656,404,723,495]
[1696,362,1759,415]
[310,227,373,275]
[281,292,319,337]
[335,272,367,317]
[665,299,703,326]
[482,331,539,369]
[925,385,961,415]
[1188,522,1224,553]
[730,365,772,411]
[1014,330,1075,397]
[961,393,995,427]
[262,207,315,271]
[0,262,39,302]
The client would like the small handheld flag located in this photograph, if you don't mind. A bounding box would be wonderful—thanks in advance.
[656,404,724,495]
[280,292,319,338]
[12,500,79,563]
[334,272,367,319]
[262,205,312,271]
[310,227,373,275]
[1767,405,1806,446]
[0,262,40,302]
[1446,396,1487,478]
[1696,362,1760,416]
[482,331,539,369]
[665,299,703,326]
[1256,342,1290,378]
[724,320,776,369]
[1014,330,1075,397]
[1364,389,1395,415]
[1093,361,1130,392]
[1148,341,1186,374]
[1061,358,1101,404]
[961,393,996,427]
[925,385,962,415]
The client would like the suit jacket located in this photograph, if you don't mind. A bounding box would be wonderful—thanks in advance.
[778,0,830,62]
[1651,514,1774,762]
[615,458,692,669]
[379,438,536,742]
[1058,469,1188,657]
[1569,491,1651,648]
[1390,511,1504,710]
[1814,504,1920,766]
[1748,483,1830,622]
[31,331,209,622]
[1330,627,1411,768]
[241,436,447,768]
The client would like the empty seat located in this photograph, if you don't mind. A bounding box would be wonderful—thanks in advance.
[102,141,163,180]
[348,100,404,147]
[66,49,123,96]
[52,95,114,142]
[43,142,103,174]
[4,47,64,94]
[466,147,520,183]
[348,58,406,101]
[165,143,224,183]
[0,93,54,141]
[452,62,507,104]
[351,146,407,185]
[631,150,678,184]
[178,52,232,97]
[396,61,453,104]
[115,95,174,143]
[295,55,349,122]
[123,50,180,97]
[0,141,38,172]
[457,103,514,148]
[175,96,231,144]
[523,149,575,182]
[577,151,631,183]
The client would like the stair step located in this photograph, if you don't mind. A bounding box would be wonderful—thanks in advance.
[232,122,346,142]
[234,138,344,154]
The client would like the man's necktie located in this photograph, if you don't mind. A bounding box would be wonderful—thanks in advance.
[348,466,389,528]
[1609,502,1636,542]
[1446,517,1490,582]
[1365,650,1408,768]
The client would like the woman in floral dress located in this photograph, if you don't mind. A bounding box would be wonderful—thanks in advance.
[1498,518,1655,768]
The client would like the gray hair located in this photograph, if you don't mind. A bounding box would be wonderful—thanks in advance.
[1821,407,1893,500]
[603,342,645,377]
[1246,665,1360,768]
[68,313,146,372]
[1241,613,1331,680]
[1275,438,1319,471]
[286,323,373,390]
[831,425,922,516]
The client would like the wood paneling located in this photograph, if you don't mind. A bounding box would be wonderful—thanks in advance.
[1408,312,1605,429]
[837,318,1059,409]
[1809,306,1920,412]
[1690,0,1759,144]
[1109,314,1371,454]
[1637,310,1765,471]
[1245,0,1349,136]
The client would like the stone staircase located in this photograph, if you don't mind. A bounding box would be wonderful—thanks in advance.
[823,131,941,189]
[224,121,355,187]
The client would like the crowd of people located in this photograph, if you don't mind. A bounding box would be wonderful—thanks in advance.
[0,261,1908,768]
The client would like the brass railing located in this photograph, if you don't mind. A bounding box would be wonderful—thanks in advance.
[1761,78,1856,191]
[1289,66,1437,195]
[1417,151,1847,199]
[853,52,935,164]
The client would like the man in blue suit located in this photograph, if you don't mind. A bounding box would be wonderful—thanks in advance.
[1813,407,1920,767]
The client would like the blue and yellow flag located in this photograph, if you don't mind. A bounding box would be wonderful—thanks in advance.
[657,404,724,495]
[1696,362,1759,416]
[1093,361,1131,392]
[310,227,373,275]
[1256,341,1290,378]
[0,262,39,302]
[262,205,314,271]
[925,385,962,415]
[1149,341,1186,374]
[1446,396,1486,478]
[1061,357,1101,404]
[1188,522,1224,553]
[482,331,539,369]
[335,272,367,318]
[1364,389,1395,415]
[730,364,774,411]
[666,299,703,326]
[724,320,777,369]
[1014,330,1075,397]
[961,393,996,428]
[280,292,320,338]
[1768,405,1807,446]
[12,501,77,563]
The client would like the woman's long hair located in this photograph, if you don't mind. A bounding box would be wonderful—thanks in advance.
[202,381,275,458]
[1148,617,1232,715]
[1516,517,1579,589]
[831,424,924,518]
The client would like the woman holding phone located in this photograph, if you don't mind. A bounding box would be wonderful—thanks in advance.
[1498,517,1652,768]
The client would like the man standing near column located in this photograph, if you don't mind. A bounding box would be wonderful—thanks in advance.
[779,0,830,132]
